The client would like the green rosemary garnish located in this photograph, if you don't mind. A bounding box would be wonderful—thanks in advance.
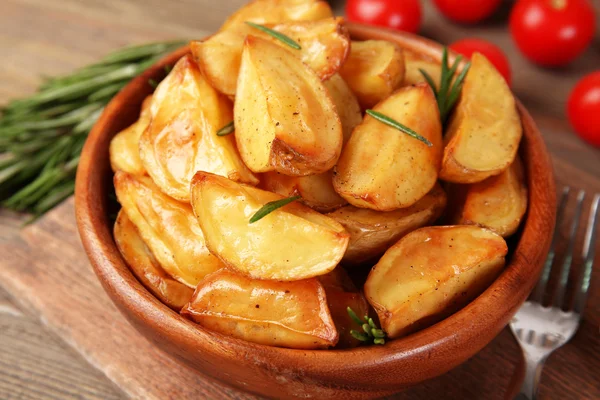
[0,40,185,219]
[249,195,301,224]
[245,22,302,50]
[419,47,471,124]
[365,110,432,147]
[216,121,235,136]
[347,307,386,345]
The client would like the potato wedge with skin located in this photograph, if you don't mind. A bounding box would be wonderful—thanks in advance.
[328,183,447,265]
[447,157,527,237]
[339,40,405,109]
[440,53,522,184]
[114,211,193,310]
[220,0,333,31]
[193,17,350,97]
[259,170,347,212]
[234,36,343,176]
[365,226,508,338]
[403,51,441,87]
[333,83,443,211]
[181,269,338,349]
[114,171,224,288]
[139,55,258,202]
[191,171,350,281]
[323,74,362,144]
[109,95,152,175]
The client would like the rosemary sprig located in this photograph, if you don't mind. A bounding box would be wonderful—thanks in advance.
[249,195,301,224]
[245,22,301,50]
[347,307,386,345]
[216,121,235,136]
[365,110,432,147]
[419,47,471,124]
[0,40,186,219]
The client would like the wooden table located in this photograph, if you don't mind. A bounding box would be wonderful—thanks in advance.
[0,1,598,399]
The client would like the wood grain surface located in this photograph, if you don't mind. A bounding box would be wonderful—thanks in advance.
[0,0,599,399]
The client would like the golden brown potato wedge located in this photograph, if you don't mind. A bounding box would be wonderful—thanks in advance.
[109,95,152,175]
[114,171,224,288]
[181,269,338,349]
[440,53,522,184]
[333,83,443,211]
[323,74,363,144]
[339,40,405,109]
[365,225,508,338]
[328,183,447,265]
[190,171,350,281]
[259,170,347,212]
[447,157,527,237]
[234,36,343,176]
[139,55,258,202]
[317,268,370,348]
[193,17,350,97]
[403,51,441,87]
[220,0,333,31]
[114,211,193,310]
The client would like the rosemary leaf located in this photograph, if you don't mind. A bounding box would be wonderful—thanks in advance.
[347,307,364,326]
[350,330,370,342]
[249,195,301,224]
[365,110,433,147]
[216,121,235,136]
[347,307,387,346]
[245,22,301,50]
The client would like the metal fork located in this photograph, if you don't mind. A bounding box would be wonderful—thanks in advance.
[509,187,599,400]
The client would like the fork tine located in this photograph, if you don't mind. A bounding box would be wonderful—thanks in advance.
[573,193,599,314]
[554,190,586,310]
[532,187,570,302]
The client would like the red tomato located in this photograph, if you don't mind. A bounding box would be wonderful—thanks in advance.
[450,39,512,86]
[433,0,502,24]
[567,72,600,147]
[345,0,422,34]
[510,0,596,67]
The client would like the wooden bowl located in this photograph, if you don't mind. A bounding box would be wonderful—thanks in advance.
[75,24,556,399]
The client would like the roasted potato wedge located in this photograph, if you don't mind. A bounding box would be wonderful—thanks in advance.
[139,55,258,202]
[234,36,343,176]
[191,171,350,281]
[339,40,405,109]
[440,53,522,184]
[403,51,441,87]
[365,225,508,338]
[333,83,443,211]
[259,170,347,212]
[328,183,447,265]
[193,17,350,97]
[181,269,338,349]
[114,211,193,310]
[323,74,363,144]
[447,157,527,237]
[220,0,332,31]
[109,95,152,175]
[317,268,370,348]
[114,172,224,288]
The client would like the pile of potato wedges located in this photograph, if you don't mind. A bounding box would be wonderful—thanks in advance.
[110,0,527,349]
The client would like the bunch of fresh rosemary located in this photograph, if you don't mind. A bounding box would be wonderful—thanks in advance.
[0,40,185,220]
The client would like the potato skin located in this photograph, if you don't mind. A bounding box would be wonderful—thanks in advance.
[447,157,527,237]
[114,211,193,310]
[190,171,350,281]
[339,40,405,109]
[181,269,338,349]
[365,225,507,338]
[440,53,522,184]
[328,183,447,265]
[323,74,363,144]
[333,83,443,211]
[114,172,224,288]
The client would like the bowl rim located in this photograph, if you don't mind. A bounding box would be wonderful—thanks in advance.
[75,23,557,389]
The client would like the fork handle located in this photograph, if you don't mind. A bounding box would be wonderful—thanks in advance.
[507,351,547,400]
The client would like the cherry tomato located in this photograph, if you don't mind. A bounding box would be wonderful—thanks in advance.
[345,0,422,34]
[510,0,596,67]
[450,39,512,86]
[433,0,502,24]
[567,72,600,147]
